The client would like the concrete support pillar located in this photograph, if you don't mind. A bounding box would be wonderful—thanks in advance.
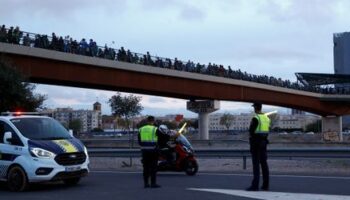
[322,116,343,142]
[187,100,220,140]
[198,112,209,140]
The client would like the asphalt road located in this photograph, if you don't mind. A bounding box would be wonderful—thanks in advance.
[1,171,350,200]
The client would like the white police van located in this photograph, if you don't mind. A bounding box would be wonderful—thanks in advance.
[0,112,89,191]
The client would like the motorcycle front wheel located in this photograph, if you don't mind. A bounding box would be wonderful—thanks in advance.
[184,159,198,176]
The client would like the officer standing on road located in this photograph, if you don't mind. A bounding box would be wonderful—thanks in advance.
[138,116,162,188]
[246,103,271,191]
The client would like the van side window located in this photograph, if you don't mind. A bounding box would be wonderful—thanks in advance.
[0,121,23,146]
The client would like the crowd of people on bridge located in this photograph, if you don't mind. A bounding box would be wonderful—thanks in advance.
[1,25,349,95]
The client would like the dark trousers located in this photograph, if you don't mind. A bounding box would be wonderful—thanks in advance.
[249,139,269,188]
[159,148,174,164]
[142,150,159,186]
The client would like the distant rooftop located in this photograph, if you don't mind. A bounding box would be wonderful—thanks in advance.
[334,32,350,38]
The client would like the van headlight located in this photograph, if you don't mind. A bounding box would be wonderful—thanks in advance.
[30,147,56,158]
[84,146,89,155]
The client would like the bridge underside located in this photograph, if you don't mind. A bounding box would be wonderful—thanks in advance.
[2,51,350,116]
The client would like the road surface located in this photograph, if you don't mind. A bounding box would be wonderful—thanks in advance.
[1,171,350,200]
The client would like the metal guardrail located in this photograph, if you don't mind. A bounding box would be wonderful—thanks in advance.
[87,148,350,169]
[88,148,350,158]
[81,139,249,148]
[82,139,350,149]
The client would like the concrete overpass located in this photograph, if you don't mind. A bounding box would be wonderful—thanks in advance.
[1,42,350,139]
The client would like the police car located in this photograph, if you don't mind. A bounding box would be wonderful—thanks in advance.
[0,112,89,191]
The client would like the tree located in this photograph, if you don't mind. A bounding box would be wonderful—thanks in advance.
[68,119,82,135]
[108,92,143,130]
[0,59,46,112]
[109,92,143,167]
[220,112,234,134]
[305,120,322,133]
[116,117,128,129]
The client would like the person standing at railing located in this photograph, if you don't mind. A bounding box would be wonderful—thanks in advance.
[7,26,14,43]
[71,39,78,54]
[42,35,50,49]
[58,36,64,52]
[117,47,127,61]
[79,38,88,55]
[126,50,133,63]
[64,36,71,53]
[13,26,22,45]
[23,33,31,46]
[0,25,7,42]
[246,103,271,191]
[146,51,153,66]
[50,32,58,50]
[89,39,98,57]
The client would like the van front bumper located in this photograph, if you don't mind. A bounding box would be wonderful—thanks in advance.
[51,169,89,181]
[25,155,90,182]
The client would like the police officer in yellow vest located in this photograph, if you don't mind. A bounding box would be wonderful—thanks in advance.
[138,116,162,188]
[246,103,271,191]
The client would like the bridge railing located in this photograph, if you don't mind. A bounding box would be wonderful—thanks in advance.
[87,148,350,169]
[2,26,344,94]
[1,28,200,72]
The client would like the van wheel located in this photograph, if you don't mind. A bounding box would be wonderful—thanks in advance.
[7,166,28,192]
[63,177,81,186]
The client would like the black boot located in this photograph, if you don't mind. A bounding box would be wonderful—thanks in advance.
[144,177,150,188]
[151,184,161,188]
[246,186,259,191]
[261,185,269,191]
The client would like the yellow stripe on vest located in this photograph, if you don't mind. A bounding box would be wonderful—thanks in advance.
[53,140,78,153]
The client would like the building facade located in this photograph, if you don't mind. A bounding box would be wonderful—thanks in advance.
[272,114,320,130]
[43,102,102,133]
[333,32,350,128]
[209,113,253,131]
[334,32,350,74]
[291,109,305,115]
[102,115,115,130]
[93,101,102,128]
[209,113,320,132]
[53,108,100,132]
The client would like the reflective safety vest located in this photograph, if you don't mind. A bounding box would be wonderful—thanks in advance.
[139,125,158,150]
[254,114,271,135]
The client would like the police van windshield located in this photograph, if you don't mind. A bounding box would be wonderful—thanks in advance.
[10,117,71,140]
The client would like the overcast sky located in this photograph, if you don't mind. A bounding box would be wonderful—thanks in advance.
[2,0,349,117]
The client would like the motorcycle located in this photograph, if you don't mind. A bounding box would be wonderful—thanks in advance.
[157,126,198,176]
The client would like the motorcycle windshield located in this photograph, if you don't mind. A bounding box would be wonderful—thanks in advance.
[177,134,193,150]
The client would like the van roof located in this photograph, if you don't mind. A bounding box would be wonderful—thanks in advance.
[0,115,50,121]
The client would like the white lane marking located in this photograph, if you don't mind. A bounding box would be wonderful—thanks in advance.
[91,170,181,175]
[92,170,141,174]
[91,171,350,180]
[188,188,350,200]
[197,172,350,180]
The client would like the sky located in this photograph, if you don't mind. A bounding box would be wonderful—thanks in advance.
[2,0,350,117]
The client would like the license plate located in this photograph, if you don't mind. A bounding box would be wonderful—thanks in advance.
[65,166,81,172]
